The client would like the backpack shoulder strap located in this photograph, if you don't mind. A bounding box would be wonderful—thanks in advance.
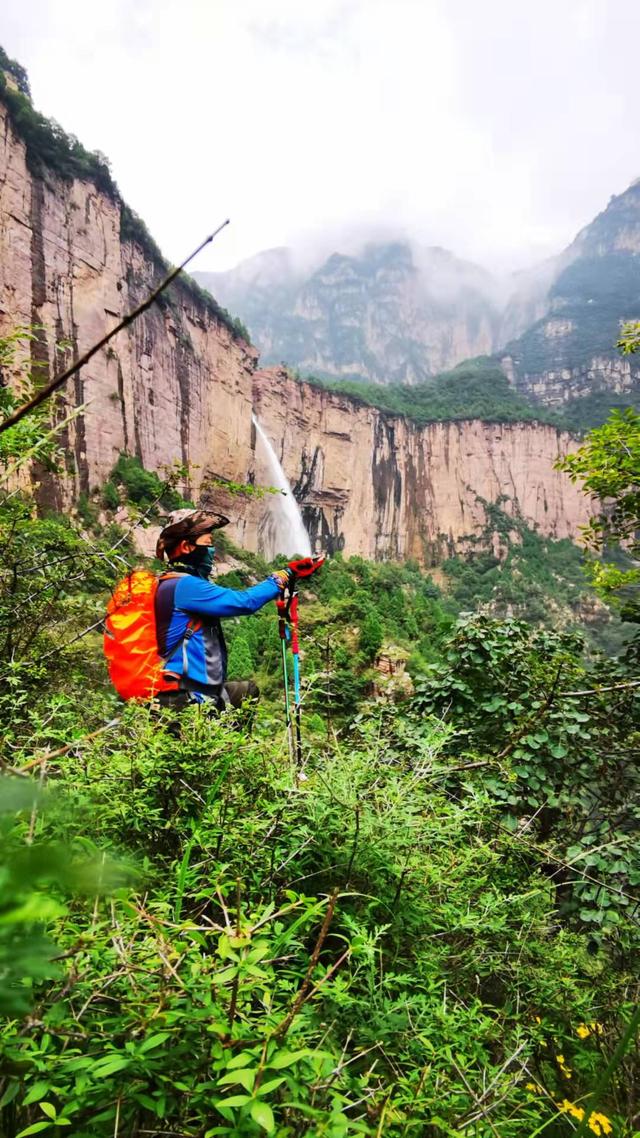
[155,573,202,662]
[155,574,182,658]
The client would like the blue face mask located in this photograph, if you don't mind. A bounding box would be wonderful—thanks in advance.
[178,544,215,579]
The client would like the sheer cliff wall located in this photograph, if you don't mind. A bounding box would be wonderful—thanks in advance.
[252,368,594,562]
[0,100,593,561]
[0,99,257,531]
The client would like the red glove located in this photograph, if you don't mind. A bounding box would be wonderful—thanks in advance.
[287,556,325,579]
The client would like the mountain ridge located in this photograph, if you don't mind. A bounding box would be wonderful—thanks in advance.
[196,180,640,426]
[196,239,503,384]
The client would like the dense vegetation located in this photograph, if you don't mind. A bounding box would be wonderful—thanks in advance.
[1,324,640,1135]
[505,254,640,381]
[299,348,639,435]
[0,45,31,96]
[301,358,563,428]
[558,402,640,628]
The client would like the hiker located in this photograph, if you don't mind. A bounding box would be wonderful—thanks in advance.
[153,509,292,712]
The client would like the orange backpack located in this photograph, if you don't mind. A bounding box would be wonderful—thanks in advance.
[104,569,187,700]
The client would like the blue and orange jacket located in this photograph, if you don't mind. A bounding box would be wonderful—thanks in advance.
[155,573,280,702]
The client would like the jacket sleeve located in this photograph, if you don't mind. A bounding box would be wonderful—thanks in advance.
[175,576,281,618]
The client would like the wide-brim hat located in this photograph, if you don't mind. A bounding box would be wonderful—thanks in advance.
[156,509,230,561]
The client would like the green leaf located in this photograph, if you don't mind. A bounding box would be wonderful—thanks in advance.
[268,1048,311,1069]
[139,1032,171,1053]
[214,1094,251,1108]
[16,1124,52,1137]
[91,1057,131,1076]
[219,1068,256,1093]
[134,1094,160,1113]
[39,1104,56,1121]
[257,1077,286,1096]
[23,1084,53,1108]
[0,1081,20,1110]
[250,1101,275,1132]
[211,966,238,984]
[227,1050,257,1070]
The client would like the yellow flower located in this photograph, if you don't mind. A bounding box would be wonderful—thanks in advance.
[558,1098,585,1121]
[555,1054,573,1078]
[526,1082,543,1094]
[588,1111,612,1136]
[577,1021,605,1040]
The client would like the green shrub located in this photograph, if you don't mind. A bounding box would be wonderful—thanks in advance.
[110,453,185,512]
[101,479,120,510]
[227,632,255,680]
[359,607,383,661]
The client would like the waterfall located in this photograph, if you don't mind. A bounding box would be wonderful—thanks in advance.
[252,414,312,560]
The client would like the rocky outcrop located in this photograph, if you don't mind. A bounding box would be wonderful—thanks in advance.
[501,181,640,413]
[0,97,257,525]
[252,368,593,562]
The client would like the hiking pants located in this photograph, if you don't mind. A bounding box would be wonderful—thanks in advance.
[156,680,259,713]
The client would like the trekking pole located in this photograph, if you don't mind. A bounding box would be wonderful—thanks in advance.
[288,590,303,767]
[274,556,324,766]
[277,596,294,762]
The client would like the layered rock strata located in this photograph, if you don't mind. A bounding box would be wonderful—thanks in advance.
[251,368,594,562]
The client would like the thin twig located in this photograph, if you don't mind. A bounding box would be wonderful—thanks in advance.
[561,679,640,697]
[14,719,121,774]
[271,890,339,1039]
[0,223,229,436]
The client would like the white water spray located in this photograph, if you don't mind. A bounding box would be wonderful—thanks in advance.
[252,414,312,560]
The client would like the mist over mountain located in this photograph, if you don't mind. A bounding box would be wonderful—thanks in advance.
[196,240,510,384]
[195,181,640,428]
[194,227,571,386]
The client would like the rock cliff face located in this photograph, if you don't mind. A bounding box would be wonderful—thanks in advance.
[0,97,257,524]
[251,368,593,562]
[197,242,501,384]
[0,85,593,564]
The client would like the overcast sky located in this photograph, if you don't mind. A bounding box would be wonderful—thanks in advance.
[1,0,639,275]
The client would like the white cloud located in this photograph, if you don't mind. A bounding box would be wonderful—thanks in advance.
[1,0,639,275]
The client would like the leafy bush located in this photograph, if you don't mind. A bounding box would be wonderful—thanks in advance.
[227,631,255,679]
[359,608,383,661]
[0,44,30,96]
[1,702,637,1136]
[100,479,120,510]
[411,612,640,929]
[110,453,187,513]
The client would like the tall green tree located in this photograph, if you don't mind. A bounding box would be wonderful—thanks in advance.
[558,406,640,620]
